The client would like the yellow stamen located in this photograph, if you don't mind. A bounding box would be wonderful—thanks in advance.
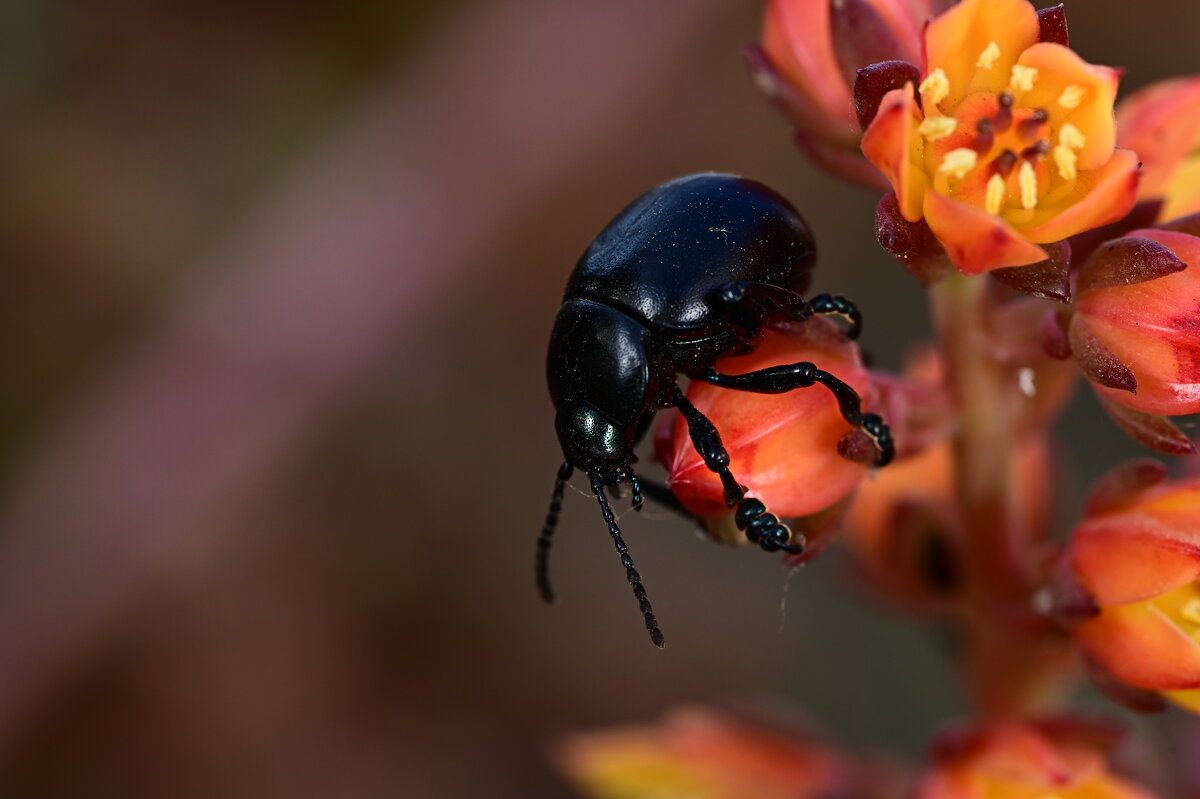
[1009,64,1039,92]
[919,69,950,106]
[1058,84,1086,109]
[1059,123,1087,150]
[976,41,1001,69]
[1019,161,1038,209]
[918,116,957,141]
[939,148,978,180]
[1182,598,1200,626]
[1053,146,1077,180]
[985,173,1006,214]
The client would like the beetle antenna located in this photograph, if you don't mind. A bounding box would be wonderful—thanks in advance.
[590,471,665,648]
[536,461,573,603]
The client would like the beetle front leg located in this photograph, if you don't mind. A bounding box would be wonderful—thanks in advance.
[694,364,895,466]
[672,390,802,555]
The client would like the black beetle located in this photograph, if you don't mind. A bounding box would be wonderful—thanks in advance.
[537,173,893,647]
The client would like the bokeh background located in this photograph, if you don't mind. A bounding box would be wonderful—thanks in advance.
[1,1,1196,796]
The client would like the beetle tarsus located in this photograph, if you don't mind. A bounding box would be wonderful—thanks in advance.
[736,496,805,554]
[808,293,863,339]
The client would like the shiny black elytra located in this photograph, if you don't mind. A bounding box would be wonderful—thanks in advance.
[538,173,894,647]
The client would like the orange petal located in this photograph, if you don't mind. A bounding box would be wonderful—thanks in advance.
[1161,156,1200,222]
[1019,149,1140,243]
[1017,43,1119,170]
[922,0,1039,104]
[762,0,854,131]
[1117,76,1200,200]
[1071,517,1200,606]
[922,190,1047,273]
[861,85,926,221]
[1076,601,1200,690]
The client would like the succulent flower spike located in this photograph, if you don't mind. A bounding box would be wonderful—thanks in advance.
[751,0,942,187]
[1117,76,1200,222]
[861,0,1138,275]
[916,720,1156,799]
[655,320,876,557]
[558,708,858,799]
[1071,229,1200,418]
[1060,464,1200,714]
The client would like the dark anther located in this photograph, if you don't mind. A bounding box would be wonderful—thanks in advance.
[972,118,995,154]
[1021,139,1050,160]
[993,149,1018,178]
[1018,108,1049,140]
[994,91,1014,131]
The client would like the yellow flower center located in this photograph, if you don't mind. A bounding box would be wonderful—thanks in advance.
[915,41,1089,220]
[1151,581,1200,713]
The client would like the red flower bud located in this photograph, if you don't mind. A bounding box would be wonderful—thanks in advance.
[1072,229,1200,416]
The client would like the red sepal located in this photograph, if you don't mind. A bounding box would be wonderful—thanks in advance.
[1083,458,1169,517]
[1096,394,1197,455]
[991,241,1072,302]
[1076,235,1188,294]
[853,60,921,130]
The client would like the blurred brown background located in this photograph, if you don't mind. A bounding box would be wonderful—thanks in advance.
[0,1,1193,796]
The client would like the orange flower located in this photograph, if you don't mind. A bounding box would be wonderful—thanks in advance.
[916,721,1157,799]
[1071,229,1200,416]
[558,708,856,799]
[1117,76,1200,222]
[753,0,939,186]
[862,0,1138,275]
[1063,463,1200,713]
[655,320,874,554]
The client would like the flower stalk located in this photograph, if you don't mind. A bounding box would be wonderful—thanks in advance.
[932,275,1065,717]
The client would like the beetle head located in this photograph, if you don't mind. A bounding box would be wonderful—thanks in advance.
[555,399,636,484]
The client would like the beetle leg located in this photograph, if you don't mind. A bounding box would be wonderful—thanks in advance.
[695,365,895,466]
[807,293,863,339]
[720,282,863,339]
[673,392,747,507]
[626,467,644,511]
[535,461,574,603]
[719,281,813,323]
[673,390,804,554]
[591,472,665,648]
[736,498,804,555]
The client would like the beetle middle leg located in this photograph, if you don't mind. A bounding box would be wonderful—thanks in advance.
[694,363,895,466]
[673,390,803,555]
[719,282,862,339]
